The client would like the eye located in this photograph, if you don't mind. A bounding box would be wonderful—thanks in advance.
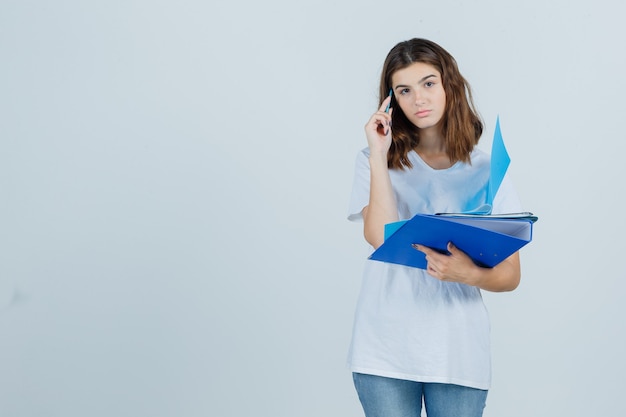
[425,81,435,88]
[399,88,410,95]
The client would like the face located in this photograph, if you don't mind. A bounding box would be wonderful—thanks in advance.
[391,62,446,132]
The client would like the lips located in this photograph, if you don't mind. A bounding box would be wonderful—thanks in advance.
[415,110,431,117]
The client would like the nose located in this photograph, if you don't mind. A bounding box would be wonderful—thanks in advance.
[413,89,425,105]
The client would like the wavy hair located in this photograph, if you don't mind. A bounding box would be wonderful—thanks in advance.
[379,38,483,169]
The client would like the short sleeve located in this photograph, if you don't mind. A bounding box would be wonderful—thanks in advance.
[492,173,523,214]
[347,148,371,222]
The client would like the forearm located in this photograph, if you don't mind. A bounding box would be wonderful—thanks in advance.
[363,153,398,249]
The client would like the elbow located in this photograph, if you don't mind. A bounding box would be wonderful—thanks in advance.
[361,206,392,249]
[509,270,522,291]
[497,269,521,292]
[501,275,521,292]
[364,228,384,249]
[480,260,521,292]
[494,253,522,292]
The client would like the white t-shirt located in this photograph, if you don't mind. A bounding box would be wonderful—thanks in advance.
[347,147,522,390]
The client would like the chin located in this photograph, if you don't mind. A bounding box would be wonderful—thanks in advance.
[415,121,438,130]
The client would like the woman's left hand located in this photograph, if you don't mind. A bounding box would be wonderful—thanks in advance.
[413,242,479,286]
[414,243,521,292]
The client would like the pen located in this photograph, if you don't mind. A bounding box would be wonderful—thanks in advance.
[385,88,393,113]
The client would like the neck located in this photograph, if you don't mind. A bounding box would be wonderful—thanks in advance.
[415,127,445,154]
[415,127,452,169]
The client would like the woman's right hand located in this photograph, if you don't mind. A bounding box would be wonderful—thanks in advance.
[364,95,393,157]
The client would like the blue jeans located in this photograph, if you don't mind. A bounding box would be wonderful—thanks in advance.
[353,373,488,417]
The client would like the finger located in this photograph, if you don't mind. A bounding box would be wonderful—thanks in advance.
[427,263,441,279]
[366,112,391,130]
[384,108,394,136]
[412,244,430,254]
[447,242,457,254]
[378,95,392,113]
[447,242,467,258]
[370,113,392,136]
[375,122,389,138]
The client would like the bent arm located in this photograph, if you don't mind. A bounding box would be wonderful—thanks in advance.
[363,152,398,249]
[362,97,398,249]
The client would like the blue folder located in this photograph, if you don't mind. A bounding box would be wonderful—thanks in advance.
[368,118,537,269]
[369,213,536,269]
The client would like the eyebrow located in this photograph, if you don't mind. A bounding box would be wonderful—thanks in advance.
[394,74,438,90]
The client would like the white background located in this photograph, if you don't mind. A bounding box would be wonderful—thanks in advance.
[1,0,625,416]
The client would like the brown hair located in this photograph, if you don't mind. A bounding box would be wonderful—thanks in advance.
[380,38,483,169]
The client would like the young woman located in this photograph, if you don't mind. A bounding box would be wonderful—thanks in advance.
[347,38,522,417]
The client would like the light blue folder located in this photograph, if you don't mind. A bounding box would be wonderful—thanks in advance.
[463,115,510,215]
